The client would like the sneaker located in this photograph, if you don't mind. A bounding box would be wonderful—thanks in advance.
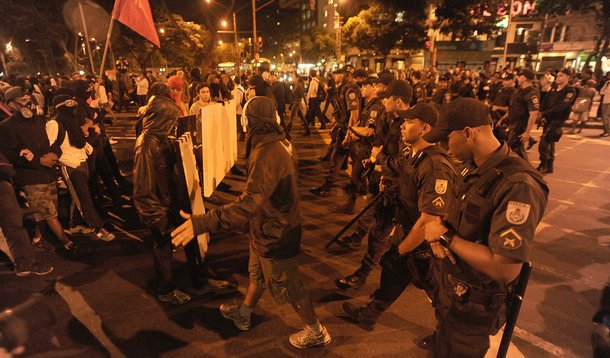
[600,132,609,137]
[219,303,251,331]
[32,237,56,252]
[289,325,332,348]
[15,262,54,277]
[158,289,192,305]
[67,225,95,235]
[95,228,115,242]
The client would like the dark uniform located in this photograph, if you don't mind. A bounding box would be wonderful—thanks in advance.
[433,143,548,357]
[488,80,503,104]
[346,144,456,327]
[491,86,517,141]
[507,85,539,158]
[538,84,577,172]
[321,80,362,191]
[349,96,385,195]
[411,82,426,106]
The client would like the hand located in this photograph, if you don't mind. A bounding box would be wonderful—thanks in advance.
[429,242,457,264]
[519,132,530,143]
[362,158,372,168]
[371,145,382,159]
[19,149,34,161]
[349,131,358,141]
[171,210,195,247]
[0,346,25,358]
[424,220,448,244]
[40,153,58,167]
[93,124,102,135]
[380,245,403,273]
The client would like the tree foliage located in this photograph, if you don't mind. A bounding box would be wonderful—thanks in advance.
[301,26,336,63]
[433,0,505,41]
[342,2,427,60]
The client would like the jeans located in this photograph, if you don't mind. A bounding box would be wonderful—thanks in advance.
[0,181,36,268]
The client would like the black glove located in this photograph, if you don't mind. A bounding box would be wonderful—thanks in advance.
[380,245,403,273]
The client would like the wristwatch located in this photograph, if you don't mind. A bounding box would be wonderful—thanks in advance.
[439,229,456,249]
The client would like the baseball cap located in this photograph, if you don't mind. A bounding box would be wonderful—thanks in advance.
[519,68,535,80]
[397,103,438,127]
[354,69,368,78]
[4,87,26,103]
[361,77,378,86]
[385,80,413,101]
[377,72,395,86]
[559,67,573,76]
[249,74,265,89]
[423,98,492,143]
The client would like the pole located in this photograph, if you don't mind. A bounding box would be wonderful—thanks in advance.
[233,12,240,75]
[335,12,341,62]
[325,193,382,249]
[0,52,8,76]
[98,17,115,83]
[252,0,259,64]
[78,0,97,75]
[500,0,514,70]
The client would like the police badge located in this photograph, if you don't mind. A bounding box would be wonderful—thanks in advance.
[435,179,448,194]
[506,201,531,225]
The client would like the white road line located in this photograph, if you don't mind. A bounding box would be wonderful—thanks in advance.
[513,326,581,358]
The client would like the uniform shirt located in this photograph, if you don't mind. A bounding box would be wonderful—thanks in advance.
[449,143,548,263]
[358,97,385,128]
[508,85,539,126]
[493,87,517,109]
[488,81,503,103]
[338,82,362,126]
[541,84,578,122]
[411,82,426,106]
[384,145,456,227]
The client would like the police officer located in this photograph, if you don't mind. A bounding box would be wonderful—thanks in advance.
[491,73,517,141]
[411,70,426,106]
[335,80,413,290]
[503,68,540,159]
[488,72,503,104]
[537,68,577,174]
[431,74,452,107]
[341,104,456,332]
[310,65,361,197]
[338,76,386,213]
[422,98,548,357]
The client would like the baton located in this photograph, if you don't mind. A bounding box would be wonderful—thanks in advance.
[497,262,532,358]
[325,192,382,249]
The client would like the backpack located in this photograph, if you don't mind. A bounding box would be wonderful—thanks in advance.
[316,79,327,98]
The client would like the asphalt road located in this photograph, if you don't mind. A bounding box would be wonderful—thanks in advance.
[0,113,608,357]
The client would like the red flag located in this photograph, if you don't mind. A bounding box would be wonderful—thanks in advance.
[112,0,160,47]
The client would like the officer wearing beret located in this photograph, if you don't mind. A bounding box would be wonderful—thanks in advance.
[341,103,456,332]
[504,68,540,159]
[422,98,548,357]
[537,68,577,174]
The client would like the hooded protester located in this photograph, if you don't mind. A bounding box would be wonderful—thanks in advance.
[171,95,332,349]
[167,75,188,116]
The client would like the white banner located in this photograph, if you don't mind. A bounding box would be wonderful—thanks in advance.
[201,100,237,197]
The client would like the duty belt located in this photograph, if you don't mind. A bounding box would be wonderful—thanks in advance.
[447,273,505,305]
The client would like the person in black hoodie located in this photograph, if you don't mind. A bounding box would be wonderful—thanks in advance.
[0,87,76,252]
[171,96,332,349]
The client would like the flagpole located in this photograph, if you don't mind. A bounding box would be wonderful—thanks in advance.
[78,0,97,75]
[98,16,115,82]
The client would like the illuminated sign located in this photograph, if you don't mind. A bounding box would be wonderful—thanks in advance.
[471,1,537,18]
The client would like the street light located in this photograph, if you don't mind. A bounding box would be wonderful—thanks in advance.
[159,28,165,35]
[221,20,228,28]
[218,40,223,45]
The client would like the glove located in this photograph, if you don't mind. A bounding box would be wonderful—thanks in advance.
[380,245,403,273]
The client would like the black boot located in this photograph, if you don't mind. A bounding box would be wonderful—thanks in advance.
[335,271,367,290]
[336,230,365,250]
[310,181,332,197]
[342,302,376,331]
[540,160,554,174]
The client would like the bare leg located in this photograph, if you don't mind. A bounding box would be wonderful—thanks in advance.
[292,295,318,326]
[45,217,71,245]
[243,282,265,309]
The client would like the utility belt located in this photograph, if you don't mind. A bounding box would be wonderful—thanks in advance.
[446,273,507,306]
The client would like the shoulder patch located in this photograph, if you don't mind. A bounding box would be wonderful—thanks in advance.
[432,197,445,208]
[370,110,377,118]
[500,228,523,250]
[506,201,531,225]
[349,92,356,100]
[435,179,448,194]
[532,96,539,104]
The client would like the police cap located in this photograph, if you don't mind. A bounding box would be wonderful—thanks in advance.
[423,98,492,143]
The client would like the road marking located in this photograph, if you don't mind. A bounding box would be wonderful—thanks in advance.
[513,326,580,358]
[107,136,136,140]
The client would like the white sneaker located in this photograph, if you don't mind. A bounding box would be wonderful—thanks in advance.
[67,225,95,235]
[96,228,116,242]
[289,325,331,348]
[219,303,251,331]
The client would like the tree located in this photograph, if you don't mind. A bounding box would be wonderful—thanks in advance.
[433,0,505,41]
[536,0,610,77]
[300,26,336,63]
[342,2,427,63]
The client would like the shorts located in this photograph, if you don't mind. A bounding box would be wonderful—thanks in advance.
[23,183,58,222]
[248,245,307,305]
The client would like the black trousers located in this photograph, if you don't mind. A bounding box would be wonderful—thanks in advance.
[324,128,348,186]
[358,192,395,276]
[306,98,325,127]
[538,121,562,168]
[507,124,527,160]
[0,181,36,268]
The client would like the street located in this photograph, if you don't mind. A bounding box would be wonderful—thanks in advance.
[1,114,609,357]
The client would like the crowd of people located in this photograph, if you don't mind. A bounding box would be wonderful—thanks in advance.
[1,58,609,355]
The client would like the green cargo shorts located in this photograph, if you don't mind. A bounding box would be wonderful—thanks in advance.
[23,183,58,222]
[248,245,307,305]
